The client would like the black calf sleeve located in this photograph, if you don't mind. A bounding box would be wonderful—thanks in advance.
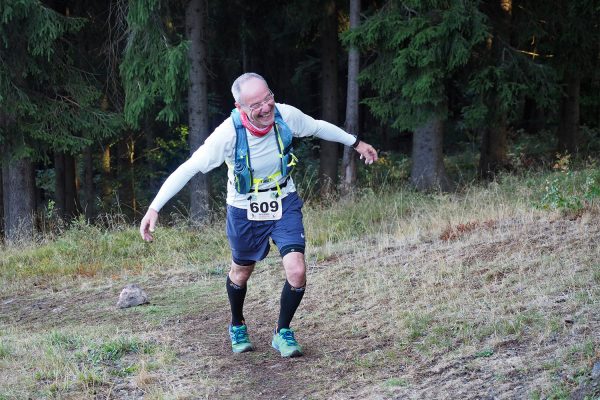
[226,275,247,326]
[277,280,305,332]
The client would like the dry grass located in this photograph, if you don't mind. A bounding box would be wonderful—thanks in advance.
[1,170,600,399]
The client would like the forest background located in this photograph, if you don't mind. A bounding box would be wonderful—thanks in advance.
[0,0,599,241]
[2,1,600,398]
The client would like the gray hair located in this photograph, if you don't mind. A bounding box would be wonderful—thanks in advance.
[231,72,268,103]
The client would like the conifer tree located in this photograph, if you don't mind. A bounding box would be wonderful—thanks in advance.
[347,0,489,190]
[121,0,214,223]
[542,1,600,154]
[120,0,189,128]
[0,0,119,242]
[465,0,557,177]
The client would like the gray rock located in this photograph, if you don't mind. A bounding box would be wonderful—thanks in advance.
[592,361,600,379]
[117,284,149,308]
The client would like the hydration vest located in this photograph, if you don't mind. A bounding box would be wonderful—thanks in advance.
[231,107,297,195]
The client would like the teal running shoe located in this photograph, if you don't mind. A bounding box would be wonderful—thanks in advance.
[228,324,254,353]
[271,328,303,357]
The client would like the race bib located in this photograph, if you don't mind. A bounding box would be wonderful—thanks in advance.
[247,191,282,221]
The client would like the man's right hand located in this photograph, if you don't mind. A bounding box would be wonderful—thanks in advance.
[140,208,159,242]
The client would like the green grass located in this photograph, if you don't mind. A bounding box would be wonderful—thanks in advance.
[0,327,169,398]
[1,166,581,286]
[0,341,12,359]
[384,377,409,387]
[123,280,223,324]
[1,165,600,398]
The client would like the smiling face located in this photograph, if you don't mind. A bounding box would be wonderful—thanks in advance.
[235,77,275,128]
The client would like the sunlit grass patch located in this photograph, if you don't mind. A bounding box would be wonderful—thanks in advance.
[123,280,223,325]
[384,377,409,387]
[0,340,12,359]
[0,219,230,289]
[0,327,172,398]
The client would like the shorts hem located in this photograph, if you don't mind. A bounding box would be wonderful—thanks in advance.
[280,244,305,258]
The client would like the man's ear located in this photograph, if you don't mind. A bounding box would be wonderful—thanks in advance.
[234,102,242,111]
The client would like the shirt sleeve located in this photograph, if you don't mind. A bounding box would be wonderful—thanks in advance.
[277,103,357,147]
[149,118,235,212]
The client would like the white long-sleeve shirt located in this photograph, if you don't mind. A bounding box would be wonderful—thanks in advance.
[149,103,356,210]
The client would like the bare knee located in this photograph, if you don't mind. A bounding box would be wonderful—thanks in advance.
[283,252,306,288]
[229,261,255,286]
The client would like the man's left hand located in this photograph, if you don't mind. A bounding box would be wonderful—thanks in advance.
[355,141,378,165]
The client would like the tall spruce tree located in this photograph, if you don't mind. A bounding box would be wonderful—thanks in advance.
[186,0,210,224]
[0,0,119,242]
[544,1,600,154]
[318,0,340,196]
[476,0,512,178]
[347,0,488,190]
[121,1,189,129]
[461,1,558,178]
[341,0,361,194]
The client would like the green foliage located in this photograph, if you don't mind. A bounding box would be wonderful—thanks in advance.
[120,0,190,128]
[461,49,559,131]
[0,1,121,160]
[357,151,411,188]
[344,0,489,130]
[537,156,600,212]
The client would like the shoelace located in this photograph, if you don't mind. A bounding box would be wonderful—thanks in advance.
[231,327,250,344]
[279,330,298,346]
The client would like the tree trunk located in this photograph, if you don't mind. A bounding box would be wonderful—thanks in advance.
[64,153,78,218]
[117,137,135,216]
[241,13,249,72]
[53,152,79,219]
[83,146,94,220]
[117,140,127,212]
[2,157,8,240]
[342,0,361,195]
[127,138,137,215]
[557,72,581,154]
[101,145,112,206]
[318,0,340,197]
[3,155,35,243]
[186,0,210,224]
[522,97,545,134]
[54,152,66,218]
[479,113,509,179]
[410,108,452,191]
[0,155,3,236]
[479,0,512,179]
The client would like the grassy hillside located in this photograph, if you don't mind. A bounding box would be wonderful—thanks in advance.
[1,167,599,399]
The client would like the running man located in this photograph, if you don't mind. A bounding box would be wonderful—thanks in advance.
[139,72,378,357]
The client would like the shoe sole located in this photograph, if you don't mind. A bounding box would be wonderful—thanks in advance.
[271,341,303,357]
[232,344,254,353]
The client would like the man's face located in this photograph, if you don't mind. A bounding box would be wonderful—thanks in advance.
[236,78,275,128]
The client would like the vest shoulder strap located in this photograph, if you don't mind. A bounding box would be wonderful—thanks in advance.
[273,107,292,150]
[231,109,249,160]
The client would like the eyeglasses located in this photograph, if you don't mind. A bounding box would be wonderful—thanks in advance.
[241,90,275,112]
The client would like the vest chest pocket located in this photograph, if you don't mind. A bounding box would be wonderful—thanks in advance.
[234,155,253,194]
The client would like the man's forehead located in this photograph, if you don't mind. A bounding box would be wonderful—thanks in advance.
[240,78,269,100]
